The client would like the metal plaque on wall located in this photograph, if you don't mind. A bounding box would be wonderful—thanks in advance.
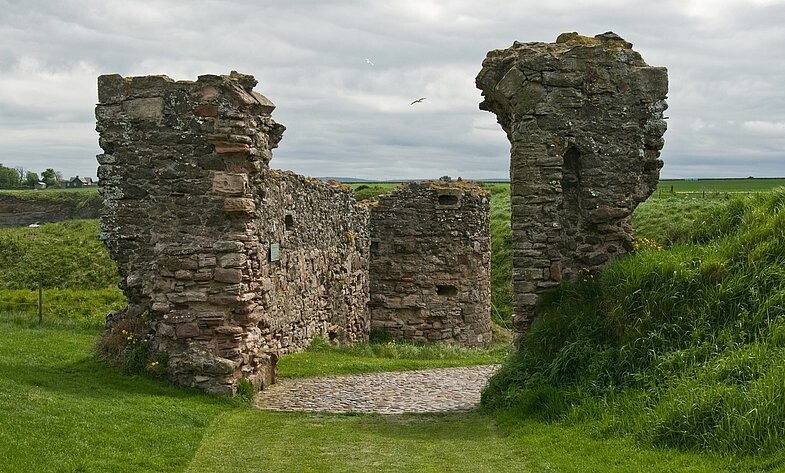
[270,243,280,262]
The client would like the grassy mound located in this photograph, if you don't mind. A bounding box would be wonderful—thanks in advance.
[483,190,785,454]
[0,219,122,325]
[0,219,119,290]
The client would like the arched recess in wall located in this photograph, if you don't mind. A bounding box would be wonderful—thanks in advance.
[561,146,582,227]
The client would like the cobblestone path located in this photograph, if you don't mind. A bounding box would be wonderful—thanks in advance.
[255,364,500,414]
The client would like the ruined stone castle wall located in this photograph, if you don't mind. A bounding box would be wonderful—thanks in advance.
[368,181,492,347]
[253,170,370,354]
[476,32,668,342]
[96,72,368,395]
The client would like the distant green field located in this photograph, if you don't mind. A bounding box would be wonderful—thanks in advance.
[0,187,98,197]
[352,178,785,196]
[657,178,785,193]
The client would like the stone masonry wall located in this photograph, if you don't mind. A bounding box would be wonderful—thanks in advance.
[96,72,368,395]
[368,181,492,347]
[254,170,370,354]
[476,32,668,342]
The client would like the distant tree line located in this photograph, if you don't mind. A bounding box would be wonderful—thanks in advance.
[0,163,64,189]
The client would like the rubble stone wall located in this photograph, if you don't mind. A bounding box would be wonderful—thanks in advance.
[96,72,368,395]
[254,170,370,354]
[476,32,668,342]
[368,181,492,347]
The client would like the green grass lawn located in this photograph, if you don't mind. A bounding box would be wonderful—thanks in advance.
[0,317,774,473]
[278,337,510,378]
[2,181,784,470]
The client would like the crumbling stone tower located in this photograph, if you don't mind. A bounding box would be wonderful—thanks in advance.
[476,32,668,341]
[96,72,369,395]
[368,181,492,347]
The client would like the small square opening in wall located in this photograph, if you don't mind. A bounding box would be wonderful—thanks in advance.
[284,214,294,230]
[438,194,459,206]
[436,285,458,296]
[370,241,380,253]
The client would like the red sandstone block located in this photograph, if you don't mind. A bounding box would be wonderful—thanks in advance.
[213,142,250,154]
[215,325,244,335]
[194,104,219,117]
[223,197,255,214]
[175,322,200,338]
[214,268,243,283]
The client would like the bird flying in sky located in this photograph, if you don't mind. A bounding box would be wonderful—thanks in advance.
[410,97,426,105]
[364,58,374,66]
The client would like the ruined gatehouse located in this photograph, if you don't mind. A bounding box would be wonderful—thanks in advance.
[96,30,666,394]
[476,32,668,342]
[95,72,493,395]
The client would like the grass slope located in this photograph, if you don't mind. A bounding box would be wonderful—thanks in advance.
[484,190,785,457]
[631,194,727,244]
[0,317,765,472]
[0,219,118,290]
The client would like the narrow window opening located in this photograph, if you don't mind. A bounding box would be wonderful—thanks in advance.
[370,241,380,253]
[284,214,294,230]
[438,194,459,206]
[562,146,581,189]
[561,145,582,240]
[436,285,458,296]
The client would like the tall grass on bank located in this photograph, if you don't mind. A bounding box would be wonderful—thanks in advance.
[485,184,514,323]
[483,189,785,454]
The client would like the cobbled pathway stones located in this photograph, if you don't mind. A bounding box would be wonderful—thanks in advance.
[255,364,500,414]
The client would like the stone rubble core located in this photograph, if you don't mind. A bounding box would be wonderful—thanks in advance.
[368,181,493,347]
[476,32,668,344]
[95,72,370,395]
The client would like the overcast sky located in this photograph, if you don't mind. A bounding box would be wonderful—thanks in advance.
[1,0,783,180]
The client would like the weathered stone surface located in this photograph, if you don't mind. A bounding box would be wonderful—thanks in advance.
[369,181,492,347]
[477,32,667,344]
[213,268,243,283]
[122,97,163,119]
[96,72,369,396]
[223,197,256,214]
[212,172,248,196]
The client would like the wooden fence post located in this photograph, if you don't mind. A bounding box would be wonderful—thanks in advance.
[38,280,42,325]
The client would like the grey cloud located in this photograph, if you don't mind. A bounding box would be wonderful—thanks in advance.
[0,0,783,180]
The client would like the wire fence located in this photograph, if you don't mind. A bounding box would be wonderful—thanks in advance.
[0,281,44,324]
[1,281,43,322]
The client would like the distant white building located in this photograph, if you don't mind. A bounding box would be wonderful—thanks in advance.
[65,176,95,188]
[34,181,47,190]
